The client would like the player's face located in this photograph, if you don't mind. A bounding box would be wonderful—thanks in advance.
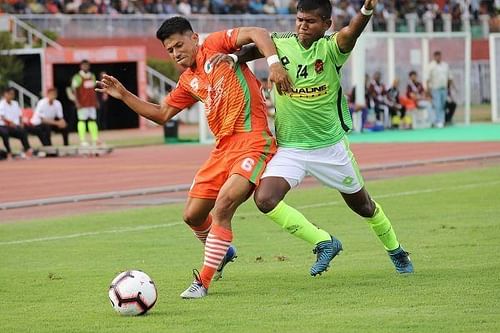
[163,32,199,69]
[295,10,332,48]
[47,90,57,100]
[4,90,14,102]
[81,63,90,72]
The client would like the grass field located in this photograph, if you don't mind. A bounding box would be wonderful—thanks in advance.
[1,166,499,333]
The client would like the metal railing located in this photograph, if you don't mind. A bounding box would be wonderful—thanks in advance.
[8,80,39,109]
[146,65,177,103]
[9,15,63,49]
[13,13,492,39]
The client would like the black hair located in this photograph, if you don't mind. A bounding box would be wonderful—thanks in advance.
[434,51,442,56]
[409,70,417,76]
[156,16,194,42]
[297,0,332,20]
[80,59,90,65]
[3,87,15,94]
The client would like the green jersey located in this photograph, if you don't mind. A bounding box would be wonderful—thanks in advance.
[271,33,352,149]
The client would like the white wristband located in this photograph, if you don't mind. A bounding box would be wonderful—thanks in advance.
[266,54,280,67]
[228,54,238,63]
[361,6,373,16]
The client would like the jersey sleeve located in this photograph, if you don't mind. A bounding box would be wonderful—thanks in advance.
[202,29,240,53]
[164,83,198,110]
[328,34,351,66]
[56,101,64,119]
[71,74,82,89]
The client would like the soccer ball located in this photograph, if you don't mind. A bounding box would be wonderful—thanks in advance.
[108,270,157,316]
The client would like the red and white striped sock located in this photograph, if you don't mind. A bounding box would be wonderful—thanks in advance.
[189,215,212,244]
[199,224,233,288]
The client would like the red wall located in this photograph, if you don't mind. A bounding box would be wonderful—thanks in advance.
[59,37,168,60]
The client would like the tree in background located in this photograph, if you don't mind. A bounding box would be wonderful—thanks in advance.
[0,32,23,91]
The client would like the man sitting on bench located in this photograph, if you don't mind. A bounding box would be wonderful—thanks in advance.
[30,88,69,147]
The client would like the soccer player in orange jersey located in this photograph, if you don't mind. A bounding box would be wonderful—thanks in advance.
[97,17,292,299]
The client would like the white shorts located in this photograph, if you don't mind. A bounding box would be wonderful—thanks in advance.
[77,107,97,121]
[262,137,364,194]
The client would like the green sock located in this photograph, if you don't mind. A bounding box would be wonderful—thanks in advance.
[366,201,400,251]
[77,121,87,142]
[265,201,331,245]
[87,121,99,142]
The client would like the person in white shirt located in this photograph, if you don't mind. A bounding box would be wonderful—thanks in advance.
[30,88,69,146]
[427,51,451,128]
[0,87,32,157]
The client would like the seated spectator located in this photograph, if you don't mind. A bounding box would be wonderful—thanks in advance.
[348,85,369,132]
[146,0,176,14]
[229,0,249,14]
[248,0,264,14]
[444,80,457,125]
[385,78,409,129]
[45,0,61,13]
[177,0,192,15]
[406,70,434,125]
[191,0,209,14]
[29,88,69,147]
[209,0,230,14]
[263,0,277,14]
[368,71,388,126]
[0,87,32,158]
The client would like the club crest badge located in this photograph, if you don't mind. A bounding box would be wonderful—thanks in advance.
[315,59,324,74]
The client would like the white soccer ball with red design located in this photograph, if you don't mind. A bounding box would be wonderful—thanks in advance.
[108,270,157,316]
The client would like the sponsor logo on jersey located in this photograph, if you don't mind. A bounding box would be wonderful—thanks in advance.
[315,59,324,74]
[204,60,213,74]
[206,77,224,115]
[190,78,199,91]
[286,84,328,98]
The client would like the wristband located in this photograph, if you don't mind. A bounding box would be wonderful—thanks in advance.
[266,54,280,67]
[228,54,238,63]
[361,6,373,16]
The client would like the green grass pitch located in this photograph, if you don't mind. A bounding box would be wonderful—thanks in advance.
[1,166,499,333]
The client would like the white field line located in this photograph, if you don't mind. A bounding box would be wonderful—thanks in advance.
[1,180,498,246]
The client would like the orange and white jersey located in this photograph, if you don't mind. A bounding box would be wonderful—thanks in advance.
[165,29,270,141]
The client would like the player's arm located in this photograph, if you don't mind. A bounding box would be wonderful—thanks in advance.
[96,74,181,125]
[236,27,292,93]
[336,0,377,53]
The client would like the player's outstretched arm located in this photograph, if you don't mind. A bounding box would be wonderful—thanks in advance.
[96,74,181,125]
[336,0,377,53]
[237,27,292,94]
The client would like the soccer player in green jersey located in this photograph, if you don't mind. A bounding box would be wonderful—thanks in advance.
[213,0,413,275]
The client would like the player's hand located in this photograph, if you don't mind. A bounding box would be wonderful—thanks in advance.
[363,0,377,11]
[96,74,127,100]
[209,53,236,69]
[268,63,292,95]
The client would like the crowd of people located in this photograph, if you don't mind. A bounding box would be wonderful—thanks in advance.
[0,0,498,31]
[0,59,103,159]
[350,50,456,131]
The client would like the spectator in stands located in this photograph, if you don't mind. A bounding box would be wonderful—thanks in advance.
[29,88,69,146]
[191,0,209,13]
[262,0,277,14]
[248,0,264,13]
[385,78,407,129]
[444,80,457,125]
[70,59,100,146]
[0,87,32,158]
[427,50,451,128]
[229,0,249,14]
[209,0,230,14]
[407,70,433,125]
[177,0,192,15]
[368,71,387,126]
